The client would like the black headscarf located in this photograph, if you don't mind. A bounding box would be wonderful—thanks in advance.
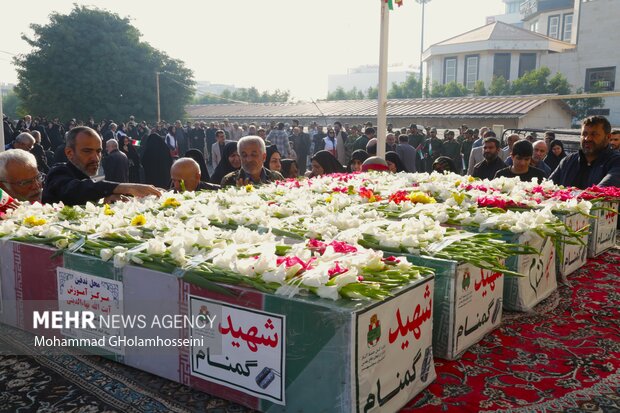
[347,149,369,172]
[210,141,239,185]
[264,145,280,169]
[432,156,458,173]
[280,159,298,178]
[544,139,566,172]
[311,150,345,176]
[141,133,173,188]
[184,149,210,181]
[385,151,408,173]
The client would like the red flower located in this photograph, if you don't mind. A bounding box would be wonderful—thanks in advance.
[388,190,409,204]
[328,261,348,278]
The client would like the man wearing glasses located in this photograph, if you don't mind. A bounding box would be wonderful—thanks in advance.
[0,150,44,203]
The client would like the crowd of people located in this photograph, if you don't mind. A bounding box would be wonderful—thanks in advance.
[1,112,619,210]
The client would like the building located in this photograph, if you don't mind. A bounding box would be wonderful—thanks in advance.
[422,21,574,91]
[328,65,418,94]
[486,0,525,27]
[185,96,573,130]
[423,0,620,125]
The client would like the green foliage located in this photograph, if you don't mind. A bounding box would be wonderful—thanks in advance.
[429,81,468,97]
[387,73,423,98]
[13,6,194,122]
[473,80,487,96]
[489,76,511,95]
[194,87,290,104]
[2,88,25,119]
[367,86,378,100]
[565,86,605,123]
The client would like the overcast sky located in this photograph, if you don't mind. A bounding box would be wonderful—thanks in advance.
[0,0,504,100]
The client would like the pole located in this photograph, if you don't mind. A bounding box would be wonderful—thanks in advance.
[377,0,389,159]
[0,92,4,152]
[156,72,161,123]
[419,1,425,84]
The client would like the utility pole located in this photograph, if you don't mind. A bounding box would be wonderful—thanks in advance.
[416,0,431,88]
[156,71,161,123]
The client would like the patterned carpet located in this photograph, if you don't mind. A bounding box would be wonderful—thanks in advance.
[1,249,619,413]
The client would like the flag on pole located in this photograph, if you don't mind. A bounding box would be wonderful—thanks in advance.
[384,0,403,10]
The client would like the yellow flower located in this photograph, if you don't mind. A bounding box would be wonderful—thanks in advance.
[369,195,377,203]
[104,204,115,216]
[454,180,461,187]
[325,195,333,203]
[452,192,466,206]
[131,214,146,226]
[468,176,475,182]
[23,216,46,226]
[162,197,181,208]
[407,191,436,204]
[245,184,254,192]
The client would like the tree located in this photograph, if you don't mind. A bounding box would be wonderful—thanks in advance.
[14,6,194,122]
[488,76,511,96]
[387,73,423,99]
[194,87,290,104]
[2,88,25,119]
[473,80,487,96]
[565,86,605,124]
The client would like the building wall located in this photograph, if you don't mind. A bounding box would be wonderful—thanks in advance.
[540,0,620,125]
[516,100,572,128]
[523,7,575,42]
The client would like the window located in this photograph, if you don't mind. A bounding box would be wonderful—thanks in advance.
[444,57,457,84]
[547,15,560,39]
[518,53,537,77]
[562,14,573,41]
[464,55,479,89]
[585,67,616,91]
[530,20,539,33]
[506,1,519,14]
[493,53,511,81]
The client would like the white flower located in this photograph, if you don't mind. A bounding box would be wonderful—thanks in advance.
[100,248,113,261]
[315,285,339,300]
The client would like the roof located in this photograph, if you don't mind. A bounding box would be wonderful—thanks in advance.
[186,95,573,120]
[433,21,564,46]
[422,21,574,59]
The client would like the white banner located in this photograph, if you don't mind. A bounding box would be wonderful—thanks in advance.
[453,263,504,357]
[57,267,124,355]
[189,296,285,405]
[355,277,435,413]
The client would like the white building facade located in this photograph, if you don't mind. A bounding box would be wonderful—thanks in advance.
[423,0,620,126]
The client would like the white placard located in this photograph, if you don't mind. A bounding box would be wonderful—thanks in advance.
[356,277,435,413]
[189,296,285,405]
[57,267,124,355]
[453,263,504,357]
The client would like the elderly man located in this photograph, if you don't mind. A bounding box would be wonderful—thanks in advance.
[171,158,220,192]
[501,134,521,161]
[531,140,552,177]
[0,150,43,203]
[102,139,129,183]
[551,116,620,189]
[42,126,161,205]
[221,136,284,186]
[6,132,35,152]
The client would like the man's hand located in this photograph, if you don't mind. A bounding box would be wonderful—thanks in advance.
[236,177,251,187]
[114,183,162,198]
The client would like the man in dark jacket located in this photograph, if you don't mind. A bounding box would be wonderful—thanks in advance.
[102,139,129,183]
[550,115,620,189]
[472,137,506,180]
[42,126,160,205]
